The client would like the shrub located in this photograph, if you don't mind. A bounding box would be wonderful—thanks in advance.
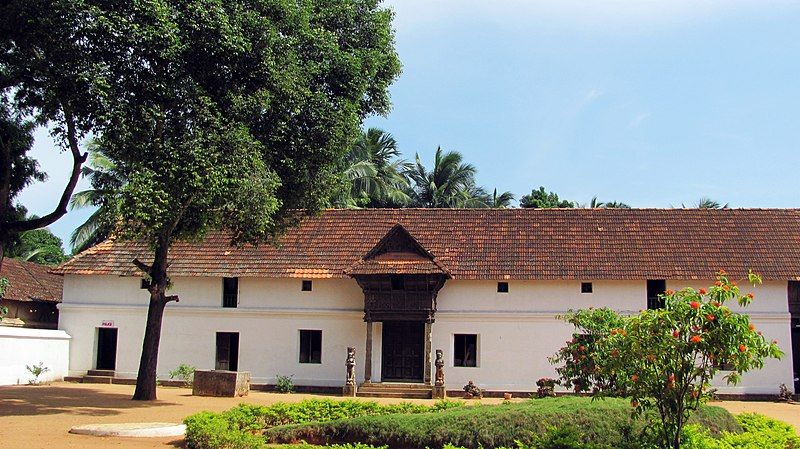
[265,396,738,449]
[168,363,196,386]
[26,362,50,385]
[535,378,556,398]
[276,374,294,393]
[184,411,262,449]
[682,413,800,449]
[552,271,783,449]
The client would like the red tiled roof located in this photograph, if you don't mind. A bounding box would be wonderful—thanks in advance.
[56,209,800,281]
[2,258,63,302]
[346,252,450,276]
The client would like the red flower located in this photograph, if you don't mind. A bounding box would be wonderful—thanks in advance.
[665,289,675,296]
[672,330,680,338]
[630,399,639,408]
[631,374,639,382]
[706,314,715,321]
[668,374,676,383]
[748,323,755,331]
[738,344,747,353]
[691,335,702,343]
[719,269,727,275]
[610,329,618,336]
[711,301,721,307]
[715,280,722,286]
[690,301,700,310]
[699,288,707,295]
[747,293,754,299]
[611,349,619,357]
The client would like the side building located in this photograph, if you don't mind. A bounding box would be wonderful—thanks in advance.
[55,209,800,396]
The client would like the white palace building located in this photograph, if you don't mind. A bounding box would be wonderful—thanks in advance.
[56,209,800,397]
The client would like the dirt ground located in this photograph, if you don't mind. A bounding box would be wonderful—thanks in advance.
[1,382,798,449]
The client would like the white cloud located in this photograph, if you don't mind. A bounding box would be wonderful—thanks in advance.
[585,88,604,102]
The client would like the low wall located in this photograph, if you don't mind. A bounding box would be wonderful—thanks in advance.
[0,327,71,385]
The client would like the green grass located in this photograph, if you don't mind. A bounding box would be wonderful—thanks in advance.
[265,397,741,449]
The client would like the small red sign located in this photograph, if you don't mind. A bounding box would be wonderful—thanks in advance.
[101,320,114,327]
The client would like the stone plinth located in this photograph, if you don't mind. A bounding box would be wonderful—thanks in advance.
[432,385,446,399]
[192,370,250,397]
[342,384,357,397]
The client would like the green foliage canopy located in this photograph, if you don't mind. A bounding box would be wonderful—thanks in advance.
[520,186,575,208]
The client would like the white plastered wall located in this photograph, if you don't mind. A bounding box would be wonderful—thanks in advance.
[59,275,795,394]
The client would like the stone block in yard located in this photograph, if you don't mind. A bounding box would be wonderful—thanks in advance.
[192,370,250,397]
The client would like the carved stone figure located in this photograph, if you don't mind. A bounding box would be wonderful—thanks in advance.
[434,349,445,386]
[345,346,356,386]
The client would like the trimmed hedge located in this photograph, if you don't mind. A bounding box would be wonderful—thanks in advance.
[265,397,741,449]
[185,399,464,449]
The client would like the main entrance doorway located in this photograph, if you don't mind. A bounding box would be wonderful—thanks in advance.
[381,321,424,382]
[96,327,118,370]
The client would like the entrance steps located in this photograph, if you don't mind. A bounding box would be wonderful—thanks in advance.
[356,382,432,399]
[66,370,132,385]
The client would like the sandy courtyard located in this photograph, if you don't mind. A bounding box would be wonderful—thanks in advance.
[1,382,798,449]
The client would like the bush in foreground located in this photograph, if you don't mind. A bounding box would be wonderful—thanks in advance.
[683,413,800,449]
[265,397,739,449]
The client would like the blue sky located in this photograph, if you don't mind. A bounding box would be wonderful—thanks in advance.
[20,0,800,250]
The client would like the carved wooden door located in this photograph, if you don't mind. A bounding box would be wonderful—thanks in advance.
[381,321,424,382]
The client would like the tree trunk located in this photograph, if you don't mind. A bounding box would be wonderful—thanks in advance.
[131,291,167,400]
[132,235,172,401]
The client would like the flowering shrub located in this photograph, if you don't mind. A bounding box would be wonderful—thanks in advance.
[552,271,783,449]
[549,307,626,394]
[535,377,557,398]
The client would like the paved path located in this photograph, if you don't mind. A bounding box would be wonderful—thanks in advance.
[0,382,797,449]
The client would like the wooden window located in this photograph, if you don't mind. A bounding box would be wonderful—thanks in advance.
[581,282,593,294]
[299,330,322,364]
[454,334,477,367]
[223,277,238,308]
[302,280,313,291]
[215,332,239,371]
[497,282,509,293]
[647,279,667,309]
[140,279,151,290]
[391,275,405,291]
[789,281,800,315]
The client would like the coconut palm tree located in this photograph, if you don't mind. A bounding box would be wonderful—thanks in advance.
[484,188,515,208]
[69,145,124,253]
[695,197,729,209]
[407,147,478,208]
[337,128,410,208]
[584,196,630,209]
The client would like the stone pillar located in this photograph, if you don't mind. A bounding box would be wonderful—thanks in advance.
[343,346,356,397]
[433,348,446,399]
[364,321,373,383]
[424,321,432,385]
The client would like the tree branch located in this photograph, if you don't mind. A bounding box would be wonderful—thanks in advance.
[165,295,179,303]
[6,108,88,233]
[132,258,151,274]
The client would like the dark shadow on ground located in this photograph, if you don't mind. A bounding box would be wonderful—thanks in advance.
[0,385,180,417]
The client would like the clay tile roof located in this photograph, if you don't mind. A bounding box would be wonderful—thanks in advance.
[55,208,800,281]
[2,258,63,303]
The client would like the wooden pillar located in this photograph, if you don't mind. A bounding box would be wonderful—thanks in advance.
[364,321,373,383]
[424,321,432,385]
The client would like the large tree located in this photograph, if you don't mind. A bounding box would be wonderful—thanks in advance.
[520,186,575,208]
[81,0,400,400]
[0,0,109,267]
